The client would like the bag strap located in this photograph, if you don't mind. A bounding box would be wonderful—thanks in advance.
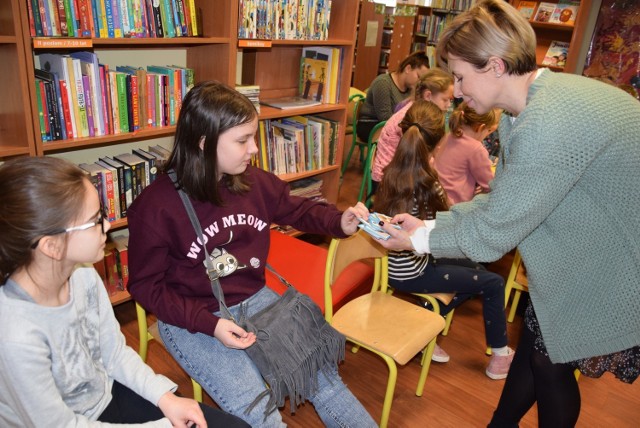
[265,263,293,289]
[167,170,234,321]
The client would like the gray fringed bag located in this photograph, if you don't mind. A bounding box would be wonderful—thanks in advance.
[169,171,346,419]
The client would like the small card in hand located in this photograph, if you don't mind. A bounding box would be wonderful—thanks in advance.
[358,212,401,240]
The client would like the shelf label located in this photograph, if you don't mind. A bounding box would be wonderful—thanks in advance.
[33,38,93,49]
[238,39,272,48]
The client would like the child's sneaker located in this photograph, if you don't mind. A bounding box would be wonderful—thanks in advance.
[486,350,515,379]
[431,343,450,363]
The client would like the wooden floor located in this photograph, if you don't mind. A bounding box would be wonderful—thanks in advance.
[114,153,640,427]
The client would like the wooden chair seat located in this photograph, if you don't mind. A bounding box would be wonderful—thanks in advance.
[333,291,445,365]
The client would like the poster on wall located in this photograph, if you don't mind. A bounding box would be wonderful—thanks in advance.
[582,0,640,100]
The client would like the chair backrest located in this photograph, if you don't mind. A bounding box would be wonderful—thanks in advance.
[349,94,365,132]
[324,230,389,321]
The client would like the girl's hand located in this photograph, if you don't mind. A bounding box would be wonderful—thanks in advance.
[389,213,425,234]
[341,202,370,235]
[158,392,207,428]
[213,318,256,349]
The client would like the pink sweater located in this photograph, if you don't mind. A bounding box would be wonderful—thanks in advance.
[371,102,412,182]
[433,133,494,205]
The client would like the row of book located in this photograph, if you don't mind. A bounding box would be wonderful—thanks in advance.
[415,11,455,43]
[36,51,193,142]
[26,0,200,38]
[235,85,261,114]
[517,1,580,25]
[255,115,340,176]
[238,0,331,40]
[411,0,477,10]
[95,233,130,297]
[79,145,171,222]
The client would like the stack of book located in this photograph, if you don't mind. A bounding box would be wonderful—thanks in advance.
[290,178,324,202]
[298,46,341,104]
[236,85,261,114]
[35,51,193,142]
[77,144,171,222]
[238,0,332,40]
[26,0,201,38]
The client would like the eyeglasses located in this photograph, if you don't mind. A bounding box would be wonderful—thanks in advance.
[31,204,108,248]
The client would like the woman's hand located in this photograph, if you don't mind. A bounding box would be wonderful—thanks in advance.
[158,392,207,428]
[341,202,370,235]
[213,318,256,349]
[376,213,425,251]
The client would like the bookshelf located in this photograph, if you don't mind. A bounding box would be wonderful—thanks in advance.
[510,0,595,74]
[0,0,36,159]
[8,0,357,304]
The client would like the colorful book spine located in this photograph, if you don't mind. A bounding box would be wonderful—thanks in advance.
[82,75,96,137]
[59,80,73,138]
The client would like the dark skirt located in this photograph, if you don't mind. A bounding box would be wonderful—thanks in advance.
[524,303,640,384]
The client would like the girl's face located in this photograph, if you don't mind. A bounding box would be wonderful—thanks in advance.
[424,84,454,112]
[447,56,497,115]
[216,117,259,180]
[404,65,429,90]
[66,180,110,264]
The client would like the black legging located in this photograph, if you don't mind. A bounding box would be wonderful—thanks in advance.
[488,321,580,428]
[98,380,250,427]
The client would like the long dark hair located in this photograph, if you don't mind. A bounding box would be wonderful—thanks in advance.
[166,80,258,205]
[375,100,449,219]
[0,157,87,284]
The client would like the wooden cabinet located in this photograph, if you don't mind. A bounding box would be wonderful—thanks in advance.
[352,0,384,91]
[8,0,357,304]
[511,0,595,74]
[0,0,36,159]
[239,1,358,205]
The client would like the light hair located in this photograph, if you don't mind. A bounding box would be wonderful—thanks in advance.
[449,102,500,137]
[397,51,430,73]
[436,0,537,76]
[414,68,454,101]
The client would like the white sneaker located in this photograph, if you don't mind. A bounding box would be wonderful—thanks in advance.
[431,343,450,363]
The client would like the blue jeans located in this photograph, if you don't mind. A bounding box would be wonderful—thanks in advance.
[158,286,377,428]
[390,258,508,348]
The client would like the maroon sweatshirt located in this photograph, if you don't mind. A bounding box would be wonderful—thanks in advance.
[127,166,346,335]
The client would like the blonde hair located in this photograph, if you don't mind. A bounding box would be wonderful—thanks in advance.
[436,0,537,76]
[414,68,454,101]
[449,102,500,137]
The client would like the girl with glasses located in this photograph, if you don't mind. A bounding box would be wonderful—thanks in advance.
[0,156,249,427]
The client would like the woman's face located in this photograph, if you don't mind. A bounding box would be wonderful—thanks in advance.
[216,117,259,180]
[447,56,497,115]
[424,84,454,112]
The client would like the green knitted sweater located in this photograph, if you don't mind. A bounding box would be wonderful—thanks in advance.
[429,69,640,363]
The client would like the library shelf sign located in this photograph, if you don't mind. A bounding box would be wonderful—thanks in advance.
[238,39,273,48]
[33,38,93,49]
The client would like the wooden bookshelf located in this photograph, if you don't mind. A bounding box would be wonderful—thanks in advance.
[511,0,595,74]
[8,0,358,304]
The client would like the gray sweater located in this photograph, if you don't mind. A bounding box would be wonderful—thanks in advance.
[0,267,176,427]
[429,69,640,363]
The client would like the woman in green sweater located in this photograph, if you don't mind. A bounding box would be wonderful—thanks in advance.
[376,1,640,426]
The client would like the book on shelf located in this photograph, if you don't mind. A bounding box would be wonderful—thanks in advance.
[260,96,322,110]
[549,1,580,25]
[236,85,261,114]
[516,1,538,20]
[79,162,117,221]
[101,156,133,211]
[542,41,570,68]
[95,159,122,220]
[238,0,332,41]
[299,46,340,104]
[111,234,130,289]
[532,2,556,23]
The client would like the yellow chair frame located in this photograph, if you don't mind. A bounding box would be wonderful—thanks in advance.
[504,250,528,323]
[135,302,204,402]
[324,231,445,428]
